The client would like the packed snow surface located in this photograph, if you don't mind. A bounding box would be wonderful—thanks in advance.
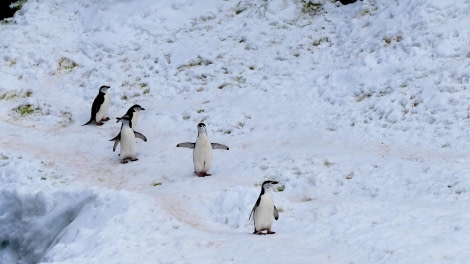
[1,0,470,263]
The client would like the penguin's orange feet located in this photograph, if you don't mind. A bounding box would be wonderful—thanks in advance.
[267,230,276,234]
[102,117,110,121]
[254,231,265,235]
[196,172,211,177]
[96,121,104,126]
[121,159,128,164]
[130,157,138,162]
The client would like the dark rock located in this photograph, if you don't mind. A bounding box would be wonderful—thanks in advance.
[338,0,359,5]
[0,2,17,20]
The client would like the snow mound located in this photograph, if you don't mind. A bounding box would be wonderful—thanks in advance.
[0,190,95,264]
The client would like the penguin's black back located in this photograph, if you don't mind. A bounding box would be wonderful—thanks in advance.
[83,90,105,125]
[91,91,105,116]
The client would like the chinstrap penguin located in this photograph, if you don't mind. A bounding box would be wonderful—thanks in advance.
[249,180,279,235]
[110,115,147,164]
[176,123,229,177]
[83,85,111,126]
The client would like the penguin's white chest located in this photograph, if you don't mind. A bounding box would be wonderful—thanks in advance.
[254,192,274,231]
[193,135,213,173]
[120,127,136,159]
[96,93,110,121]
[131,112,139,129]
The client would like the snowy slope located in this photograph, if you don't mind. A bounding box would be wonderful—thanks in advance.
[1,0,470,263]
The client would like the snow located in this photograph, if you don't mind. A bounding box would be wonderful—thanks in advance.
[1,0,470,263]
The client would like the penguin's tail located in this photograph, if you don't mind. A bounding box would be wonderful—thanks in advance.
[82,119,93,126]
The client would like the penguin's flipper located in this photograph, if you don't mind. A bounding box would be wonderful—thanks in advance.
[110,133,121,152]
[249,206,255,221]
[92,93,104,115]
[112,138,120,152]
[211,143,229,150]
[134,131,147,142]
[89,94,104,122]
[109,133,119,141]
[83,92,104,126]
[176,142,196,148]
[273,205,279,220]
[249,196,261,220]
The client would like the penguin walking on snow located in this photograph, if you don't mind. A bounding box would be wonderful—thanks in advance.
[83,85,111,126]
[176,123,229,177]
[110,115,147,164]
[249,180,279,235]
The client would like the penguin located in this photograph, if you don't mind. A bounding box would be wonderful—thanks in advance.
[83,85,111,126]
[176,123,229,177]
[249,180,279,235]
[110,115,147,164]
[115,104,145,129]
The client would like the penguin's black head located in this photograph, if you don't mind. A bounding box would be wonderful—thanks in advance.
[99,85,110,93]
[132,104,145,111]
[262,180,279,190]
[197,123,207,136]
